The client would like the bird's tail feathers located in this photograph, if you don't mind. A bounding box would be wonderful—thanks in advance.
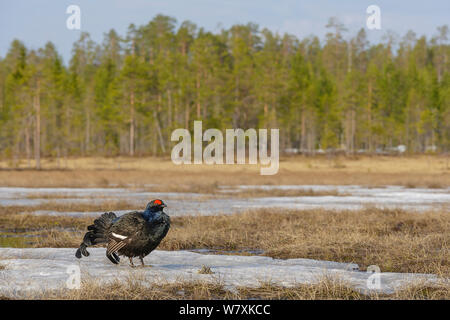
[75,212,117,259]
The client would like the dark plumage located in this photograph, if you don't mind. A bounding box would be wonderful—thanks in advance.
[75,199,170,267]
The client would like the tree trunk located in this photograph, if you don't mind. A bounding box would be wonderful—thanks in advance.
[25,117,31,167]
[34,80,41,170]
[351,107,356,153]
[129,91,135,156]
[345,111,351,154]
[85,109,90,155]
[301,109,306,151]
[185,103,190,129]
[367,82,372,152]
[167,89,172,128]
[264,103,268,127]
[196,72,201,118]
[347,42,352,73]
[153,110,166,153]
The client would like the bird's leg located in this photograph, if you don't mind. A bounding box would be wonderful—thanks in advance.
[139,256,152,267]
[129,257,135,267]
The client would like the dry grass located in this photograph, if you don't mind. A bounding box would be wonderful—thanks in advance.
[0,201,136,218]
[0,205,94,247]
[24,194,82,200]
[0,155,448,189]
[162,208,450,276]
[18,184,343,198]
[198,265,214,274]
[24,193,102,200]
[18,276,450,300]
[25,278,236,300]
[1,155,448,300]
[1,155,448,173]
[1,207,448,276]
[0,207,92,230]
[145,184,345,197]
[237,278,450,300]
[227,188,346,198]
[388,281,450,300]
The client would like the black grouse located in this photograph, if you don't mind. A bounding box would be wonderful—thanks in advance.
[75,199,170,267]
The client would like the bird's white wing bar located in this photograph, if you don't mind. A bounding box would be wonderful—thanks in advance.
[107,231,138,257]
[107,239,128,256]
[107,232,133,256]
[111,232,127,240]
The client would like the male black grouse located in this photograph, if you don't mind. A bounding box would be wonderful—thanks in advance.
[75,199,170,267]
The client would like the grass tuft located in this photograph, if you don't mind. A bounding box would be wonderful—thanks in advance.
[10,277,449,300]
[198,265,214,274]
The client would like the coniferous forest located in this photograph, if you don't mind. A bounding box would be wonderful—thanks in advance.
[0,15,449,165]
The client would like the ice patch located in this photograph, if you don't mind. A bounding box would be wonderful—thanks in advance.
[0,185,448,217]
[0,248,442,298]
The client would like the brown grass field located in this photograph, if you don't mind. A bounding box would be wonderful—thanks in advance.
[0,155,449,299]
[8,277,448,300]
[0,155,448,189]
[1,207,448,277]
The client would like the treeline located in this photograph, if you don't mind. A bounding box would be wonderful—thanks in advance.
[0,15,449,166]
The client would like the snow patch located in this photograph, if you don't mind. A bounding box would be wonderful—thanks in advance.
[0,248,441,298]
[0,185,448,217]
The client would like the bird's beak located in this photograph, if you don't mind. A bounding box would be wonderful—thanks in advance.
[162,204,167,208]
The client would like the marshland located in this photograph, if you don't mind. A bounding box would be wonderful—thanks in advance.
[0,156,449,299]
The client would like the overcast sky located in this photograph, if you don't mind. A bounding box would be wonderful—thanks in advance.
[0,0,448,63]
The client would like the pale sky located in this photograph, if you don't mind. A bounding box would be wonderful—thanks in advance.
[0,0,448,63]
